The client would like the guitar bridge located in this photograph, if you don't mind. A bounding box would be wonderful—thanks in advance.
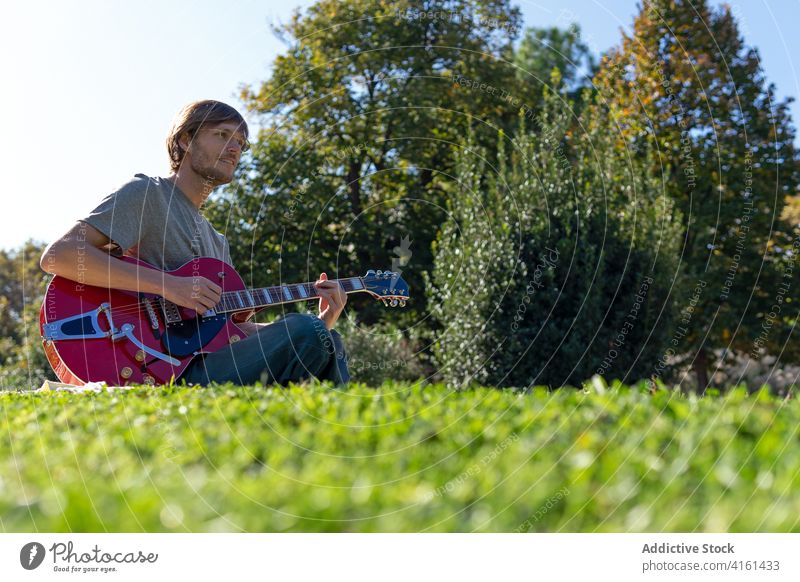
[142,297,160,331]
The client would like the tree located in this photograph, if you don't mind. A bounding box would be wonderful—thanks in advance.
[0,240,54,388]
[514,24,595,100]
[592,0,800,390]
[428,77,682,388]
[783,194,800,227]
[207,0,527,326]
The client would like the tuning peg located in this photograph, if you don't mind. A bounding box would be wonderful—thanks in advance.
[390,299,398,307]
[376,270,383,276]
[366,269,375,276]
[399,300,406,307]
[381,299,389,307]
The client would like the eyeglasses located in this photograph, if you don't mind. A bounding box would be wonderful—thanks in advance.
[198,128,250,152]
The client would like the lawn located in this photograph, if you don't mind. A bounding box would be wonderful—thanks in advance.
[1,379,798,532]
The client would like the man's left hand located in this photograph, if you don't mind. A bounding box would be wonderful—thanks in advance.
[315,272,347,330]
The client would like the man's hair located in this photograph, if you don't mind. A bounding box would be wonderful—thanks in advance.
[166,100,250,171]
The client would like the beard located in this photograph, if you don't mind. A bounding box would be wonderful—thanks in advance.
[190,149,235,185]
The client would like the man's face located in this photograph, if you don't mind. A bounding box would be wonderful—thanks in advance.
[183,121,247,184]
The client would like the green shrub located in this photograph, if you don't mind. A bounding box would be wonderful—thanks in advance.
[334,315,431,385]
[428,80,683,388]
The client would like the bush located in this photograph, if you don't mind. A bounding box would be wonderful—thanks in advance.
[287,301,430,385]
[428,80,683,388]
[331,315,431,385]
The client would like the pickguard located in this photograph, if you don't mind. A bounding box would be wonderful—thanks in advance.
[161,314,229,357]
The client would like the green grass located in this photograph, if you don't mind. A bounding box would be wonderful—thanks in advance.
[1,379,798,532]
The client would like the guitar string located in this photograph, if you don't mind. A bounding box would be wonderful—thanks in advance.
[104,287,322,318]
[102,278,386,319]
[103,288,406,321]
[104,290,321,319]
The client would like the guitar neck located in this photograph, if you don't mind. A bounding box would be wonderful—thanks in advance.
[215,277,366,314]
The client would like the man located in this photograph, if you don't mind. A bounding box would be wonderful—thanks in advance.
[40,99,350,386]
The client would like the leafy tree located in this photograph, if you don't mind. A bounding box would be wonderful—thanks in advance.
[783,194,800,227]
[0,240,54,388]
[514,24,595,99]
[592,0,800,390]
[208,0,527,326]
[428,77,682,388]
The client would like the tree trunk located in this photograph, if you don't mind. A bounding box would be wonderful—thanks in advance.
[693,346,709,393]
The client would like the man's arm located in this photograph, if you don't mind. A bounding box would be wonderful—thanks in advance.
[40,222,222,313]
[41,222,167,295]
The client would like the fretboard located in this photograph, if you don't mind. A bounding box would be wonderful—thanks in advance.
[215,277,366,314]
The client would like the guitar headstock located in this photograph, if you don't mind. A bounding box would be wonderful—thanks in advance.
[361,270,410,307]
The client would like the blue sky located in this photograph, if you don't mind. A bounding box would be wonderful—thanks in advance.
[2,0,798,251]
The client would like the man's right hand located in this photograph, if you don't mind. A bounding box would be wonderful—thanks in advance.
[163,274,222,313]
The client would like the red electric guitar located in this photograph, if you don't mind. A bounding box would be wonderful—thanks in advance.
[39,256,409,386]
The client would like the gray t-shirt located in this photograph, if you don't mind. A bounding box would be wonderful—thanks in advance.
[80,173,232,271]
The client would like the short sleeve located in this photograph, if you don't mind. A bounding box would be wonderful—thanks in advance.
[222,236,233,266]
[80,175,152,253]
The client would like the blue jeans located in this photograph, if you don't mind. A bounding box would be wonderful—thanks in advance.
[179,313,350,386]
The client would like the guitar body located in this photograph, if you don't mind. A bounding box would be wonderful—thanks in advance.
[39,256,250,386]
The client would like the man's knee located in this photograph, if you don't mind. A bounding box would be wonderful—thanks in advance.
[329,328,347,357]
[288,313,335,355]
